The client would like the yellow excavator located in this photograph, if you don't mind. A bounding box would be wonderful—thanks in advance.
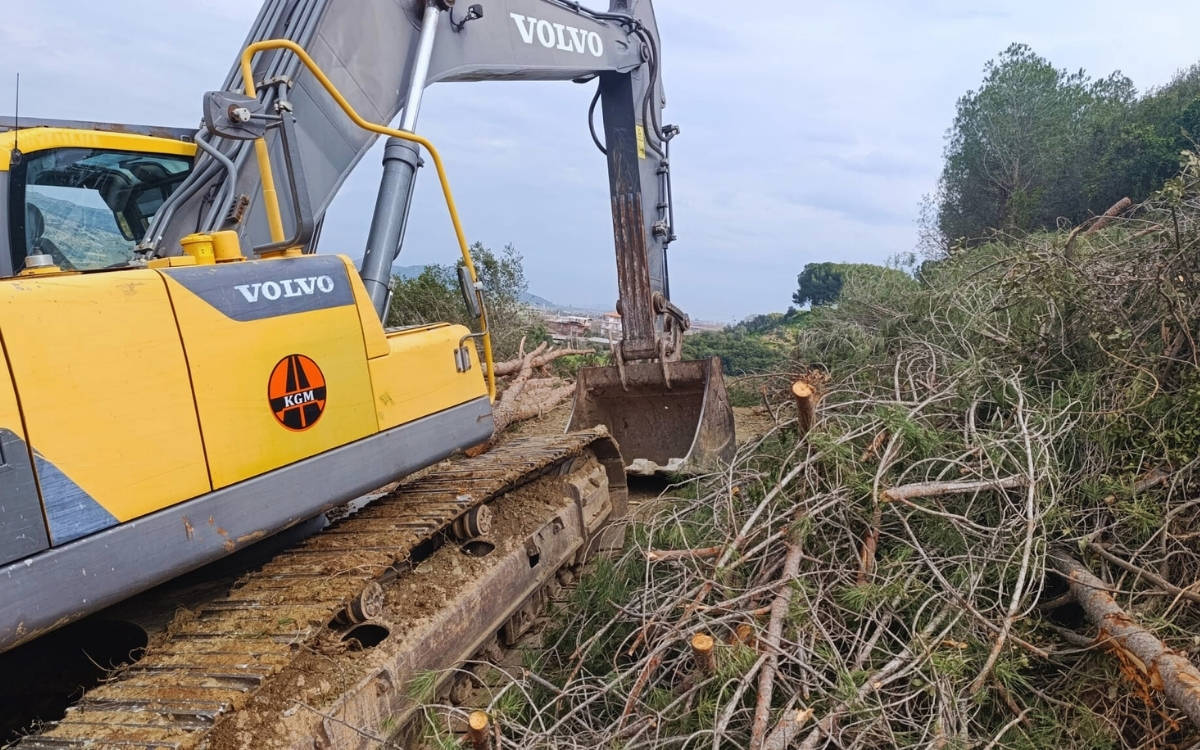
[0,0,734,745]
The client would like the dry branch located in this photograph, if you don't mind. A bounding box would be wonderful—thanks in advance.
[489,343,589,376]
[1050,550,1200,728]
[879,475,1027,503]
[750,533,805,749]
[644,546,723,563]
[1087,542,1200,606]
[764,610,953,750]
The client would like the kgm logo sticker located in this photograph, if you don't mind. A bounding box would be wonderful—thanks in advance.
[268,354,327,431]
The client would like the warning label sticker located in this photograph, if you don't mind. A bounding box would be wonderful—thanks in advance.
[268,354,327,431]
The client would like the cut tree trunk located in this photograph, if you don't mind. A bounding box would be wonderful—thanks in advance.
[1050,550,1200,729]
[791,381,816,436]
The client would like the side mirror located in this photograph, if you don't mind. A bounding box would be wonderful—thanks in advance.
[457,265,483,320]
[203,91,269,140]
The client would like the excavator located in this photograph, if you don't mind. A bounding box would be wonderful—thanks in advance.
[0,0,734,745]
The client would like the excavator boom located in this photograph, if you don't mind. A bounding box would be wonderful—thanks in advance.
[152,0,734,470]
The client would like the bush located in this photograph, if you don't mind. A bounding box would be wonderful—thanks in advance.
[385,242,545,361]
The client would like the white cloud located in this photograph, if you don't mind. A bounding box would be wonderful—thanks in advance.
[8,1,1200,320]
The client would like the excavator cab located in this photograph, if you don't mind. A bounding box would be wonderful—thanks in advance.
[0,118,196,276]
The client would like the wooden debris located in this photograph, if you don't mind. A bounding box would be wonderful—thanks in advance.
[691,632,715,673]
[644,546,723,563]
[467,710,491,749]
[791,380,816,436]
[1050,550,1200,728]
[879,475,1026,503]
[750,535,805,749]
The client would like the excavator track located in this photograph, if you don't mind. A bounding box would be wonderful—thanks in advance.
[14,430,626,749]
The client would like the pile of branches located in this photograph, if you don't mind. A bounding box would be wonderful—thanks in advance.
[487,339,590,434]
[419,157,1200,748]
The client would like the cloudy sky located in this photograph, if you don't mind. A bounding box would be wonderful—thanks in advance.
[6,2,1200,322]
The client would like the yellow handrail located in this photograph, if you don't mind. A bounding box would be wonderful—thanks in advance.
[239,39,496,402]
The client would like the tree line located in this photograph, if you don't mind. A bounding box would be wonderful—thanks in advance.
[935,43,1200,246]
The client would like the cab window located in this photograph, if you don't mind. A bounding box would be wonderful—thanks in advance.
[13,147,192,271]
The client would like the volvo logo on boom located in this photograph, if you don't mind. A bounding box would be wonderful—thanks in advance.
[510,13,604,57]
[234,275,336,303]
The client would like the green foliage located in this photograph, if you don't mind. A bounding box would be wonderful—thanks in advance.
[385,242,544,360]
[938,44,1200,244]
[793,262,846,306]
[681,305,816,376]
[725,380,762,407]
[682,329,785,375]
[793,262,913,308]
[550,350,609,379]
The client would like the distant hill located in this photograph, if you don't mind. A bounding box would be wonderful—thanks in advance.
[29,191,133,268]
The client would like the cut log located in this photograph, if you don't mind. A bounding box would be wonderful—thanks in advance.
[1085,196,1133,235]
[1050,550,1200,728]
[879,475,1026,503]
[467,711,490,749]
[489,343,590,377]
[791,381,816,436]
[691,632,715,673]
[644,546,723,563]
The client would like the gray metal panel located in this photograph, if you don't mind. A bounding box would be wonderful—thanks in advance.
[0,116,194,142]
[163,255,355,322]
[0,172,11,278]
[0,429,49,566]
[34,451,117,545]
[157,0,650,254]
[0,395,494,653]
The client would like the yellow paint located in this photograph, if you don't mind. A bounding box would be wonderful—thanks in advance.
[252,137,286,243]
[239,39,495,401]
[161,269,378,489]
[370,324,487,431]
[211,231,245,263]
[635,125,647,160]
[147,257,198,269]
[0,340,30,477]
[179,234,216,265]
[16,264,72,277]
[0,271,211,521]
[0,129,194,171]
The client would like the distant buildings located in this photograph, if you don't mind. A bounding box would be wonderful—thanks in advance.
[541,308,718,346]
[598,312,623,339]
[546,316,591,338]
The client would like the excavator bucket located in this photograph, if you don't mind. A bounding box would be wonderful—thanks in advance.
[567,356,736,475]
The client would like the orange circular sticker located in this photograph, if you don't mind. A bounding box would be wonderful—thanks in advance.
[268,354,327,431]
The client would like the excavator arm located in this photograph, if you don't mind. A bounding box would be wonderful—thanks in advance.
[150,0,678,362]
